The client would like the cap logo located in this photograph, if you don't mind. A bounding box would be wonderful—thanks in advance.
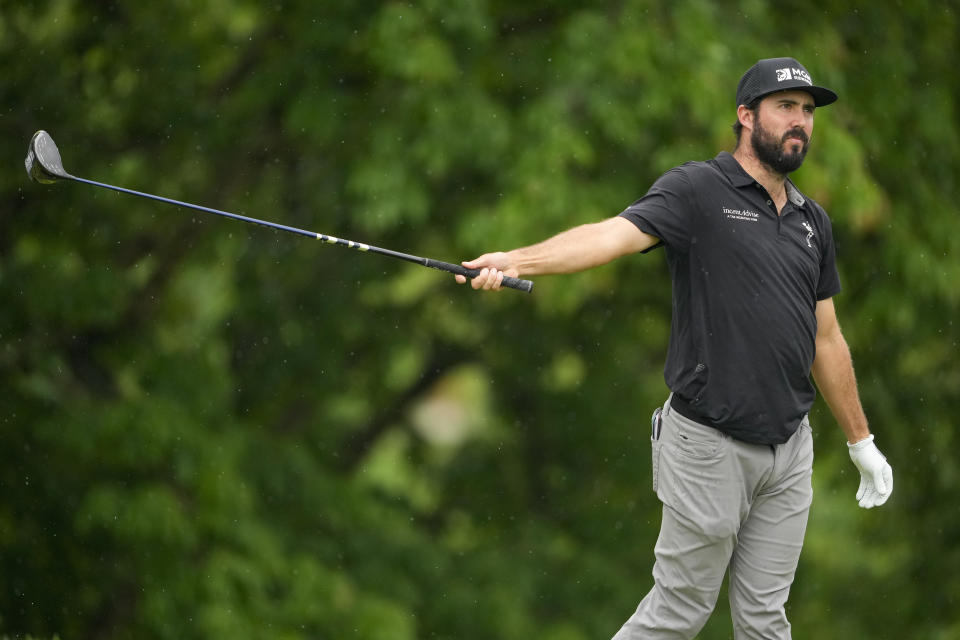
[776,67,813,85]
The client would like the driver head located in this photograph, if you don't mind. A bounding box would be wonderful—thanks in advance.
[25,130,72,183]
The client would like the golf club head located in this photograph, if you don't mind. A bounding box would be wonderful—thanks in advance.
[25,130,72,183]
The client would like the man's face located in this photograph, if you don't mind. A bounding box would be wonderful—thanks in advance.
[750,90,816,175]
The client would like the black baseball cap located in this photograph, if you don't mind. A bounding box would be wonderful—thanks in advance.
[736,57,838,107]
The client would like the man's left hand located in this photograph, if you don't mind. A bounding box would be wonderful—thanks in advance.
[847,434,893,508]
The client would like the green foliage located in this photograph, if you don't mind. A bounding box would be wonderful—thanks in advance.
[1,1,957,639]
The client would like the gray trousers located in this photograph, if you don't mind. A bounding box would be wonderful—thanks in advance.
[613,397,814,640]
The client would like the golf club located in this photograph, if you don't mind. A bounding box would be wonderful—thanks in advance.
[24,130,534,293]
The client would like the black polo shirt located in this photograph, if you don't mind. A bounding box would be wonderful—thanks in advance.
[620,151,841,444]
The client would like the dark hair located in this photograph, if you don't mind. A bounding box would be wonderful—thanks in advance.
[732,97,762,144]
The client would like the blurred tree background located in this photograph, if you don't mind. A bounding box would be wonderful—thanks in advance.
[1,1,958,638]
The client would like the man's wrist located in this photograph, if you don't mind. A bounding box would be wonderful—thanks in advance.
[847,433,874,449]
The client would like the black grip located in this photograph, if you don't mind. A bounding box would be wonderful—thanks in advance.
[427,259,534,293]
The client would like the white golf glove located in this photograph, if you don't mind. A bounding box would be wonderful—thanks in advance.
[847,434,893,508]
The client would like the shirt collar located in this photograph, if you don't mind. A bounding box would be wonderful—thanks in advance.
[714,151,807,208]
[785,180,806,207]
[715,151,755,187]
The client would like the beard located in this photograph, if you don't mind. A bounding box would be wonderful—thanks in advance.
[750,115,809,175]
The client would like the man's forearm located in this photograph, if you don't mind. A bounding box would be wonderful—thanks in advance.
[507,217,657,276]
[812,332,871,443]
[813,303,893,508]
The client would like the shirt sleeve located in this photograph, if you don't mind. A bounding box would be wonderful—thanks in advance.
[816,213,842,300]
[618,167,695,253]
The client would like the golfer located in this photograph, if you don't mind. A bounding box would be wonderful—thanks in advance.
[457,57,893,639]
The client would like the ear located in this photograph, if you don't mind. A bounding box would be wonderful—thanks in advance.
[737,104,755,133]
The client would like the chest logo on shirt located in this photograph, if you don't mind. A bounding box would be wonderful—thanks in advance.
[723,206,759,222]
[800,220,815,248]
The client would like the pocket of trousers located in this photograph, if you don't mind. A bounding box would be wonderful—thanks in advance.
[651,407,663,493]
[674,419,724,459]
[652,439,663,493]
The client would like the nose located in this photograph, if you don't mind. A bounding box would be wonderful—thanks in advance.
[786,117,809,140]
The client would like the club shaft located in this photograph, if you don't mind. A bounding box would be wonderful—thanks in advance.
[70,175,318,239]
[66,175,533,292]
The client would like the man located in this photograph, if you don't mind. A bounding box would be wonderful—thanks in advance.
[456,57,893,638]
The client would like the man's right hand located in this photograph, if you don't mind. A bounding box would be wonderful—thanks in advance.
[455,252,518,290]
[454,217,658,290]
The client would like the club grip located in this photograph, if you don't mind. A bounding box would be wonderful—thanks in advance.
[426,259,534,293]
